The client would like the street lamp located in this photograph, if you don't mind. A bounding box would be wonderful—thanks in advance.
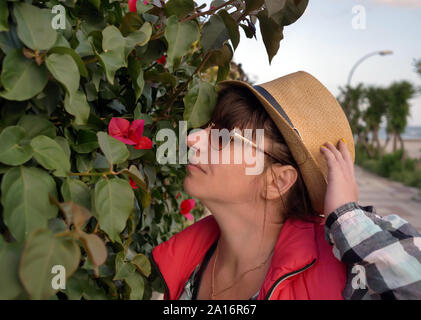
[347,50,393,87]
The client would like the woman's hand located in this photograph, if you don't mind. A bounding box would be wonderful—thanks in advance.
[320,139,359,218]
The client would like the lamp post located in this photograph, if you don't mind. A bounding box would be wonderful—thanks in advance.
[347,50,393,87]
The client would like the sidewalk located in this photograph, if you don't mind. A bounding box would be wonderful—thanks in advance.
[354,165,421,231]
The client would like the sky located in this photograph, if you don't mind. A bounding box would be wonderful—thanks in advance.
[196,0,421,126]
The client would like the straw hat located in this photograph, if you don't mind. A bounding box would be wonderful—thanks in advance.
[216,71,355,215]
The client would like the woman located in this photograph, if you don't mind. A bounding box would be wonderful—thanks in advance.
[150,71,421,300]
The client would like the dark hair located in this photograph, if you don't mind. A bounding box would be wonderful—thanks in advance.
[212,85,319,223]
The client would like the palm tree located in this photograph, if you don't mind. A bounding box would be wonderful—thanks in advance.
[363,86,389,156]
[385,81,415,159]
[337,84,366,147]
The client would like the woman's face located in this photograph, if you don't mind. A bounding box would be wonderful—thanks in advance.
[183,124,267,205]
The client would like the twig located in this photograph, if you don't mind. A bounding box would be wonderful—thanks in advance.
[179,0,238,24]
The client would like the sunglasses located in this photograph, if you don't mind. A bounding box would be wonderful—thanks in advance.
[201,122,283,163]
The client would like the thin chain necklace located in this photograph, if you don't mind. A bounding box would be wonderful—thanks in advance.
[210,243,275,300]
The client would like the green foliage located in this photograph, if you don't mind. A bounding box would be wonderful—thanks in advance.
[0,0,306,300]
[356,142,421,190]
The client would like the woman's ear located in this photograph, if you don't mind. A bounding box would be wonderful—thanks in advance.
[262,164,298,200]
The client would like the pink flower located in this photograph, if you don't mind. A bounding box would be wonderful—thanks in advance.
[128,0,137,12]
[156,54,166,65]
[108,117,153,149]
[180,199,195,220]
[129,0,149,13]
[129,177,138,189]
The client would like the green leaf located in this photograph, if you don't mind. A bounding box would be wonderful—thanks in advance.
[183,79,218,129]
[120,12,143,36]
[202,43,233,71]
[48,47,89,78]
[200,14,230,52]
[61,178,91,210]
[66,268,109,300]
[123,271,144,300]
[265,0,286,17]
[244,0,265,15]
[131,253,151,277]
[1,166,58,242]
[76,154,93,172]
[13,3,57,51]
[65,269,88,300]
[0,242,25,300]
[0,0,9,32]
[64,90,90,125]
[19,229,80,300]
[17,115,57,140]
[0,25,22,54]
[128,55,145,102]
[54,136,71,159]
[88,0,101,10]
[165,15,200,68]
[269,0,309,26]
[0,49,48,101]
[257,9,284,65]
[30,135,71,177]
[46,53,80,99]
[124,22,152,58]
[114,252,144,300]
[144,69,176,87]
[94,178,134,243]
[0,126,33,166]
[218,10,240,51]
[97,132,129,165]
[164,0,195,19]
[124,164,148,190]
[70,129,99,154]
[97,26,126,85]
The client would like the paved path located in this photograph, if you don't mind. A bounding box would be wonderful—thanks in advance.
[354,165,421,231]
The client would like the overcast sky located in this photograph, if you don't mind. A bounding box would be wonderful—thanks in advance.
[196,0,421,126]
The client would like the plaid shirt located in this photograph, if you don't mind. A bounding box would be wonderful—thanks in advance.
[325,201,421,299]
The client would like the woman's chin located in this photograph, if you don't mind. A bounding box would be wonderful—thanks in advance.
[183,178,198,198]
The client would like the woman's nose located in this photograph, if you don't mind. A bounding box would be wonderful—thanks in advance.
[186,128,209,150]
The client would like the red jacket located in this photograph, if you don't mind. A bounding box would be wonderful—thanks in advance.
[151,215,347,300]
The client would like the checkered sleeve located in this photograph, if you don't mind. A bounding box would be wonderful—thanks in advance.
[324,201,421,300]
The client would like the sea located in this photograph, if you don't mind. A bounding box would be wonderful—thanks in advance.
[368,126,421,140]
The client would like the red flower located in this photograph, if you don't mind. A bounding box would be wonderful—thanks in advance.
[156,24,161,29]
[128,0,149,13]
[210,6,215,10]
[156,54,166,65]
[108,117,153,149]
[175,191,181,199]
[129,177,138,189]
[128,0,137,12]
[180,199,195,220]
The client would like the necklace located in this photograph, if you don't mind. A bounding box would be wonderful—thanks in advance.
[210,243,275,300]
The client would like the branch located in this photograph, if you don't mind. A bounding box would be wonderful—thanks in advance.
[162,51,213,117]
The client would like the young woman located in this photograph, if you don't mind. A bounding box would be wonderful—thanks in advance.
[150,71,421,300]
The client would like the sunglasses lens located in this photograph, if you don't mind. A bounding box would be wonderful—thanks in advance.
[209,125,231,151]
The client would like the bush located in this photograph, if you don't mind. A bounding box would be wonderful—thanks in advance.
[0,0,309,300]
